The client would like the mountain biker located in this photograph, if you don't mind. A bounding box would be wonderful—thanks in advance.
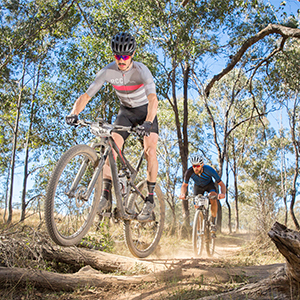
[65,32,159,222]
[179,154,226,236]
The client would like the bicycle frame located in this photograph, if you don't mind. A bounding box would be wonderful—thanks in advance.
[67,120,146,221]
[98,136,146,220]
[193,195,210,223]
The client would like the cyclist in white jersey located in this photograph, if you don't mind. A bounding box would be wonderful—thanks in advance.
[66,32,159,221]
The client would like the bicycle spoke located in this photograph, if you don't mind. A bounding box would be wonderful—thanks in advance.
[193,210,204,257]
[124,180,165,258]
[45,145,102,246]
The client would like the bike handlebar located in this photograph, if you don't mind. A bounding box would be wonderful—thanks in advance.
[76,119,136,137]
[184,194,217,201]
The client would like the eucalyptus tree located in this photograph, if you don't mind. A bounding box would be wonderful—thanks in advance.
[156,96,207,234]
[0,0,81,223]
[193,67,270,231]
[127,0,241,234]
[238,126,283,239]
[188,1,300,232]
[266,39,300,229]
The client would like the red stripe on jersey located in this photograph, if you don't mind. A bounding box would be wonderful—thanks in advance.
[112,84,144,91]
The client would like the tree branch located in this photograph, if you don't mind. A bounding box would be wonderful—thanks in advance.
[205,24,300,96]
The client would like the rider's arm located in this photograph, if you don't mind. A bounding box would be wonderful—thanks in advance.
[218,181,226,199]
[145,93,158,123]
[179,167,193,199]
[179,182,188,199]
[70,66,108,115]
[70,93,91,115]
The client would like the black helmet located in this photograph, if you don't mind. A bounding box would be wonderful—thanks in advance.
[111,32,136,55]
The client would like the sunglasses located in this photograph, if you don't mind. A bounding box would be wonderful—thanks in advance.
[114,54,131,61]
[192,164,202,168]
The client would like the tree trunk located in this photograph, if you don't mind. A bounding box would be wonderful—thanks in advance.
[40,244,167,273]
[170,201,177,235]
[21,115,32,221]
[0,265,181,292]
[200,267,298,300]
[7,58,26,224]
[21,61,41,221]
[290,97,300,230]
[280,112,288,226]
[0,245,178,292]
[181,61,191,237]
[225,155,232,233]
[268,222,300,282]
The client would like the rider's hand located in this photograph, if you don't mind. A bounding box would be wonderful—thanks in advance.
[218,193,225,200]
[136,121,153,137]
[65,114,79,126]
[179,194,186,200]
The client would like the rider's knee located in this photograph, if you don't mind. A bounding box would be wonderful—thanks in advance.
[208,192,217,201]
[144,146,157,160]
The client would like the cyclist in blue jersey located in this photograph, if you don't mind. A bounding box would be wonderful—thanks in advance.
[179,154,226,236]
[65,32,159,221]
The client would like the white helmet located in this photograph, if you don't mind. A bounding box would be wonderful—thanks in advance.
[190,154,204,165]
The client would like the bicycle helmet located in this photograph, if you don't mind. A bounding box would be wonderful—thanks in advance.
[111,32,137,55]
[190,154,204,165]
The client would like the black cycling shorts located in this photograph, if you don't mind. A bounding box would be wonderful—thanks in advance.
[113,104,159,140]
[194,181,217,196]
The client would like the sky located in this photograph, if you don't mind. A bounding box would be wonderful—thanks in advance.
[271,0,300,16]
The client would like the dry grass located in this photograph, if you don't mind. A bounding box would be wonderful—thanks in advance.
[0,210,288,300]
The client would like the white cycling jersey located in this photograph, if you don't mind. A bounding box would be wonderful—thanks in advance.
[86,61,156,108]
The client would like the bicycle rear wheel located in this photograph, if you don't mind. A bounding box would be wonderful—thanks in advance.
[124,180,165,258]
[45,144,103,246]
[192,210,205,257]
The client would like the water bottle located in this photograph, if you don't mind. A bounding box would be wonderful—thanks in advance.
[118,170,127,197]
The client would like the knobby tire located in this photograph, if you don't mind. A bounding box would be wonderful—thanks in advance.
[192,210,205,257]
[124,180,165,258]
[45,144,103,246]
[206,212,216,257]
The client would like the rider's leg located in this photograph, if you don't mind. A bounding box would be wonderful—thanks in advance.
[144,132,158,181]
[208,191,218,234]
[103,132,124,179]
[144,132,158,202]
[137,132,158,221]
[98,132,124,212]
[209,191,218,220]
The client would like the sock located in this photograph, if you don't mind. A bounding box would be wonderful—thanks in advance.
[102,178,112,200]
[211,216,216,225]
[147,181,156,204]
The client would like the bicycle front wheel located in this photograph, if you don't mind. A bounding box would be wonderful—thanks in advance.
[206,220,216,257]
[45,144,103,246]
[124,180,165,258]
[192,210,205,257]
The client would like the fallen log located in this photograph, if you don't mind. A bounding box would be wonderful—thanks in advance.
[199,222,300,300]
[268,221,300,282]
[40,244,168,273]
[199,266,296,300]
[0,265,183,292]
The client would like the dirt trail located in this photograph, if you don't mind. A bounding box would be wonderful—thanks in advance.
[1,232,284,300]
[98,233,284,300]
